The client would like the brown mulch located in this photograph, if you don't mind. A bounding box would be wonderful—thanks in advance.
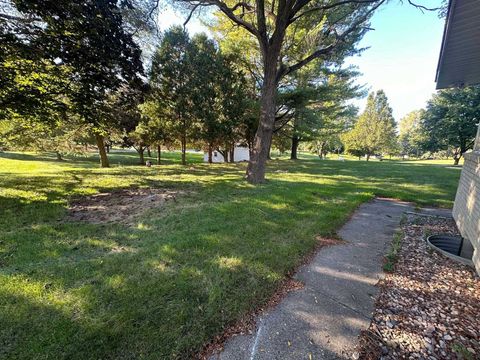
[197,236,344,359]
[358,214,480,360]
[67,188,180,225]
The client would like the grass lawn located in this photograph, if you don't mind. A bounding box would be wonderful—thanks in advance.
[0,151,461,359]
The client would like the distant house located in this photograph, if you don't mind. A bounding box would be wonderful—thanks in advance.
[203,146,250,163]
[436,0,480,274]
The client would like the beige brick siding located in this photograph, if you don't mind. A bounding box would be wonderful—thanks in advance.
[453,148,480,274]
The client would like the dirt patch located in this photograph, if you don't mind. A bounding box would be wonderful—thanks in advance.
[197,235,344,359]
[67,188,181,225]
[357,214,480,360]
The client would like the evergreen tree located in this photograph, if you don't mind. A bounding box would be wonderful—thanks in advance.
[343,90,397,160]
[149,26,198,165]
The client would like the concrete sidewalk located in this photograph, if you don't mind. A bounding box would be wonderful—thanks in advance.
[211,198,424,360]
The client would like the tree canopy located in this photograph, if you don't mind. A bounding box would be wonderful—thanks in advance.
[398,110,425,158]
[175,0,385,182]
[343,90,397,160]
[421,86,480,165]
[0,0,147,166]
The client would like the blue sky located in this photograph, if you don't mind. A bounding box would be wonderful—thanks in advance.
[158,1,446,121]
[346,1,445,120]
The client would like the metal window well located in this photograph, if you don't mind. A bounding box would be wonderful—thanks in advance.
[427,234,475,267]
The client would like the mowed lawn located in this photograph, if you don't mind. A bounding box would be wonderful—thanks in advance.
[0,151,460,359]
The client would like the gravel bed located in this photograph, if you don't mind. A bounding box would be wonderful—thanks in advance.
[358,214,480,360]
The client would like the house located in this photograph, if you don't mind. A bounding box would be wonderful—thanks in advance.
[203,146,250,163]
[436,0,480,274]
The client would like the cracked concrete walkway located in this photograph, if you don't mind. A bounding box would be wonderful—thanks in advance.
[211,198,435,360]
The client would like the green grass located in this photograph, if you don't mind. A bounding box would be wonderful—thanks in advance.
[0,150,461,359]
[383,230,404,272]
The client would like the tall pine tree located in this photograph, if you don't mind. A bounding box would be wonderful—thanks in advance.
[344,90,397,160]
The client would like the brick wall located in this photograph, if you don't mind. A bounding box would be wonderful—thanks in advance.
[453,124,480,274]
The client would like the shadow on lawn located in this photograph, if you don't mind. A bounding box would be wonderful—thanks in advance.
[0,157,461,358]
[0,151,205,167]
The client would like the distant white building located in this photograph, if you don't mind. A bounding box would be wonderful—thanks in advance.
[203,146,250,163]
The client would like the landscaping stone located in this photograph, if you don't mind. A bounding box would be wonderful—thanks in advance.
[357,214,480,359]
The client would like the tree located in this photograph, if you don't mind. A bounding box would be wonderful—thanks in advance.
[139,99,176,165]
[275,66,363,160]
[343,90,397,160]
[174,0,388,182]
[308,133,343,158]
[398,109,425,158]
[150,26,200,165]
[308,105,357,159]
[1,0,144,167]
[0,113,91,159]
[421,86,480,165]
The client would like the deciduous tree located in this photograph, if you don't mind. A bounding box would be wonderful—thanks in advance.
[174,0,387,182]
[1,0,145,167]
[421,86,480,165]
[398,109,425,158]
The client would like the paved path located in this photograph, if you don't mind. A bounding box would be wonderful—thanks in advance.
[211,198,425,360]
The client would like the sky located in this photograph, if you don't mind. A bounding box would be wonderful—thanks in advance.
[346,1,446,120]
[157,1,446,121]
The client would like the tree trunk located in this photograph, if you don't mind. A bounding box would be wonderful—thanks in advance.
[229,146,234,163]
[248,141,253,158]
[181,134,186,165]
[366,154,370,161]
[223,143,229,162]
[138,147,145,165]
[95,133,109,168]
[208,144,213,163]
[55,151,63,161]
[157,144,161,165]
[320,142,326,159]
[246,50,279,184]
[105,143,110,153]
[147,146,151,158]
[290,135,299,160]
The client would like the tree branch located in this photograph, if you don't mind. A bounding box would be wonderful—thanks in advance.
[202,0,260,37]
[406,0,440,12]
[183,3,201,27]
[256,0,268,44]
[280,0,385,80]
[290,0,378,22]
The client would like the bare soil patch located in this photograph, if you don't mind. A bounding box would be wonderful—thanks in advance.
[67,188,180,225]
[358,214,480,360]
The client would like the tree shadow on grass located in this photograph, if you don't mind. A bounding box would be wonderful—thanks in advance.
[0,157,462,358]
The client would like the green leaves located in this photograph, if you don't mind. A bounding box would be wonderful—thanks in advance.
[1,0,143,127]
[148,26,253,154]
[421,86,480,159]
[343,90,397,158]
